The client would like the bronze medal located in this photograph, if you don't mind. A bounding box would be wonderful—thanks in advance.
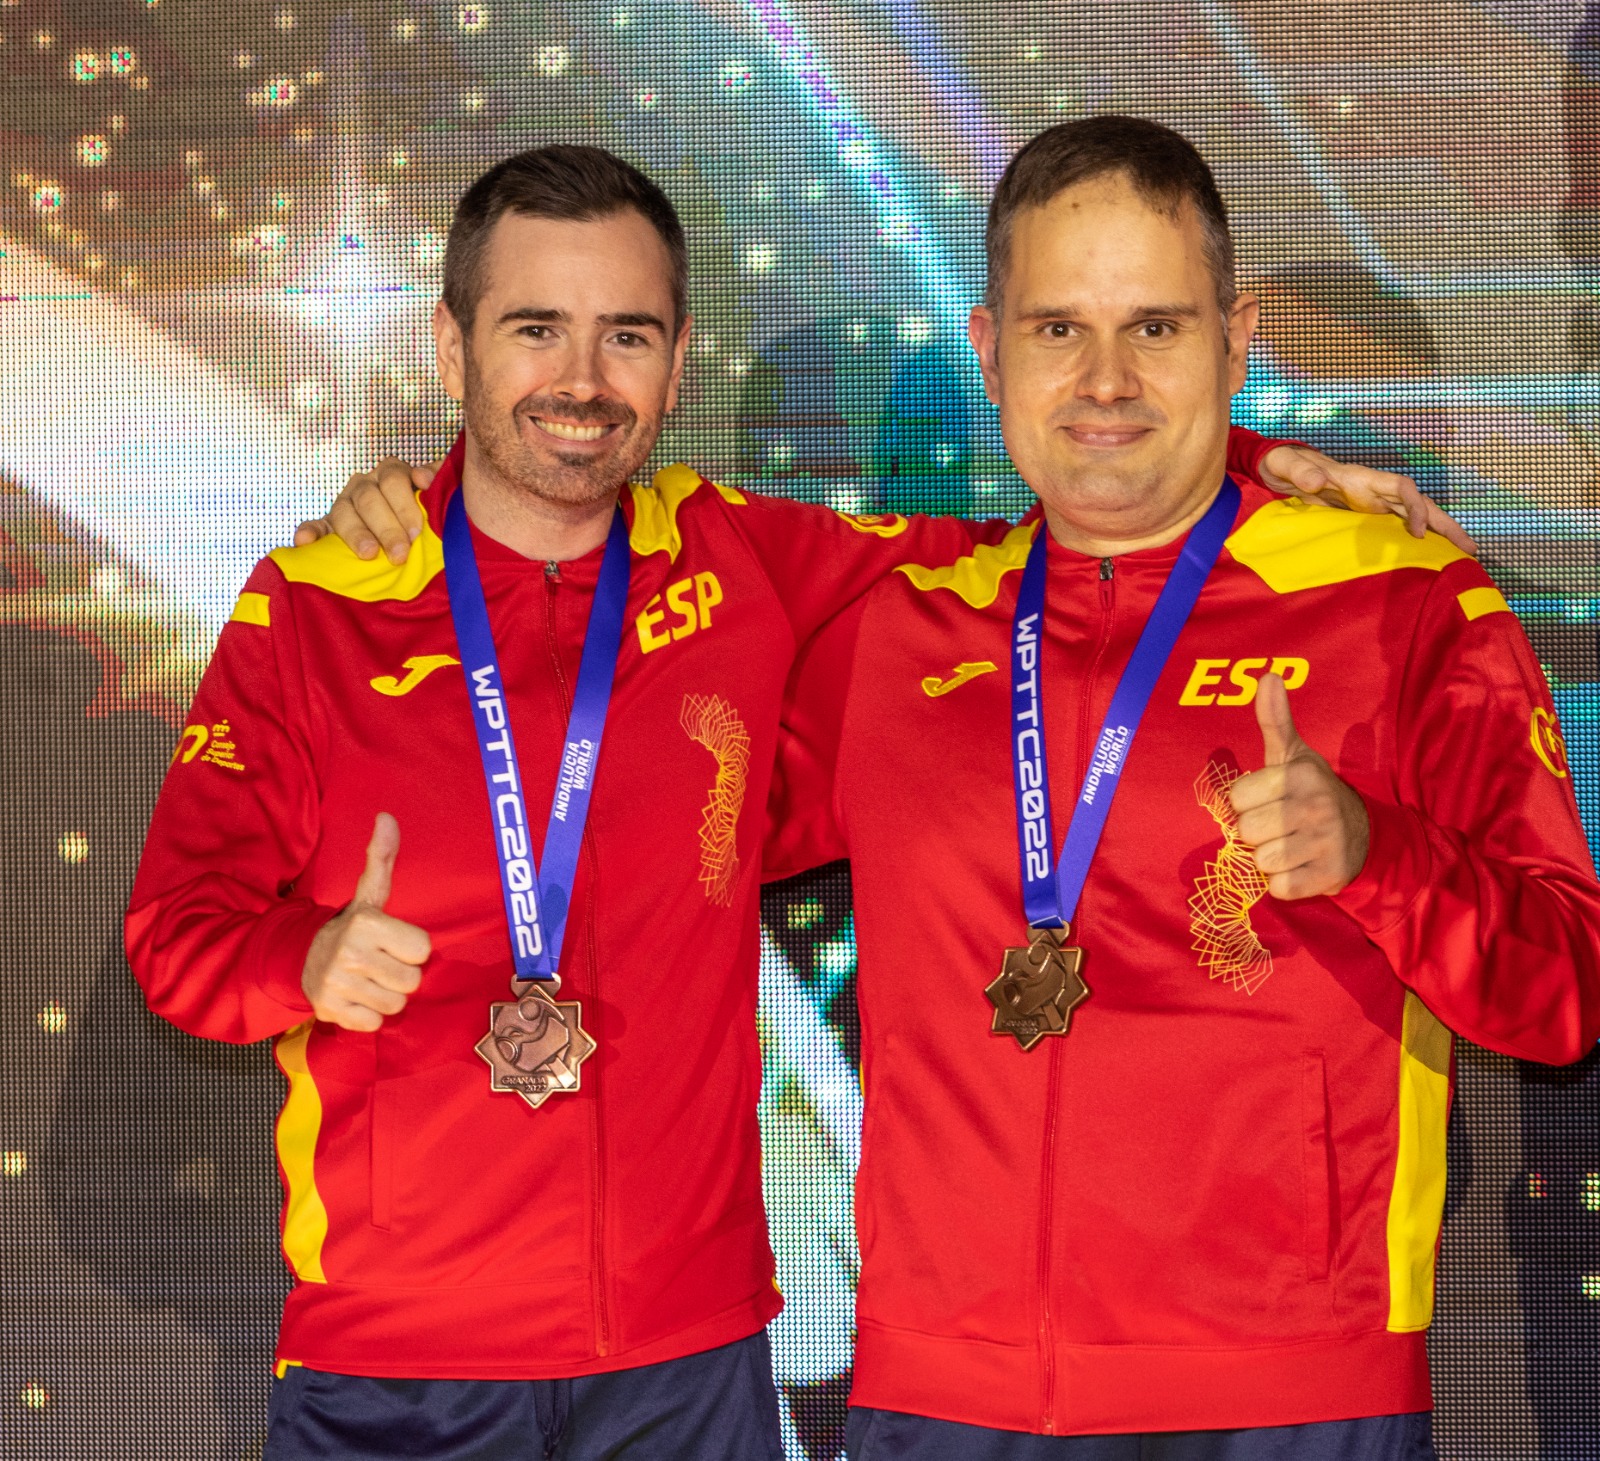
[985,926,1089,1051]
[475,981,596,1109]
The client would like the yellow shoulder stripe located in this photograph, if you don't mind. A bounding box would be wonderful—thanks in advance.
[895,520,1038,609]
[274,1023,329,1284]
[630,462,725,561]
[630,465,701,561]
[629,464,745,557]
[1457,586,1511,622]
[1226,499,1469,595]
[268,494,444,603]
[231,591,271,627]
[271,469,740,591]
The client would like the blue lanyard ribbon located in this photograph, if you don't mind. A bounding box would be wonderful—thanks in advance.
[1011,477,1240,931]
[442,486,632,983]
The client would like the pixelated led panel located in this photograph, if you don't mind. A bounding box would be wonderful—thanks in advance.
[2,0,1599,1456]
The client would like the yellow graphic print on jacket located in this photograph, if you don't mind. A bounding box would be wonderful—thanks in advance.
[681,694,750,906]
[1189,759,1274,993]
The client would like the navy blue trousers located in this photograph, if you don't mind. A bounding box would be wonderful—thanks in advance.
[262,1331,785,1461]
[846,1408,1437,1461]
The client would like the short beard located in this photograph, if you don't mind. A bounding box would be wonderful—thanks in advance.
[461,348,662,509]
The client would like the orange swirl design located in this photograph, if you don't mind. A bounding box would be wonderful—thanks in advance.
[681,693,751,906]
[1188,759,1274,994]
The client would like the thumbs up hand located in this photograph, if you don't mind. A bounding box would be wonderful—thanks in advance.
[301,812,433,1031]
[1227,674,1371,900]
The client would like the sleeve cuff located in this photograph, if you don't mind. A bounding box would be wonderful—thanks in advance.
[242,897,335,1021]
[1331,793,1434,934]
[1227,426,1316,485]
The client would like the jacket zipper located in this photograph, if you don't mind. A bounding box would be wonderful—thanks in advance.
[1038,554,1117,1431]
[544,557,612,1356]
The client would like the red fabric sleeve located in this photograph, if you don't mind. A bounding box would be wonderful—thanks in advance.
[1225,425,1309,483]
[125,561,333,1044]
[716,488,1009,648]
[763,596,868,882]
[1333,564,1600,1064]
[728,489,1011,880]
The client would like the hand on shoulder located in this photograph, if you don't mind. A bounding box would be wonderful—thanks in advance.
[294,458,436,564]
[1257,443,1476,556]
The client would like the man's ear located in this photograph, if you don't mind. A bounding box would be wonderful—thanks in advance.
[434,299,467,402]
[664,314,692,415]
[1226,293,1259,394]
[968,304,1001,407]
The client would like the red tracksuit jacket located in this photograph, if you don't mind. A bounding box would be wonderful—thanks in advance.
[770,478,1600,1434]
[124,430,1280,1378]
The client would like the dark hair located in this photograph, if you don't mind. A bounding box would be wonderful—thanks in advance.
[986,116,1237,319]
[442,144,688,334]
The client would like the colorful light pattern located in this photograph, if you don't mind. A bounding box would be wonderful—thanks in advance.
[1,1,1598,1457]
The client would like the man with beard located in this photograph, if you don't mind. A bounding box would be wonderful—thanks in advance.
[772,117,1600,1458]
[128,143,1437,1459]
[129,144,876,1460]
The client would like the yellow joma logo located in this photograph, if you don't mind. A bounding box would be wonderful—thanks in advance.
[371,654,461,697]
[922,661,999,697]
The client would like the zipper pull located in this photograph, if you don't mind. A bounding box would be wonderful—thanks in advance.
[1099,556,1114,609]
[544,559,561,587]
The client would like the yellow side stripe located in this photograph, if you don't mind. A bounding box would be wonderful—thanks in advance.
[274,1023,330,1284]
[1457,586,1511,622]
[1385,991,1452,1331]
[231,591,271,627]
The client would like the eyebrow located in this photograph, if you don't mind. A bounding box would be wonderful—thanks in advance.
[1016,303,1204,323]
[496,306,668,331]
[498,307,567,325]
[599,310,668,330]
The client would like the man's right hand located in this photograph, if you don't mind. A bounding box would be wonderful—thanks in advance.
[294,458,435,564]
[302,812,432,1031]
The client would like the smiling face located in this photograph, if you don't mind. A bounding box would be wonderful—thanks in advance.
[434,207,689,512]
[970,172,1258,553]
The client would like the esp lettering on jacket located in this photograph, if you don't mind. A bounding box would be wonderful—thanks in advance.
[635,572,723,654]
[1179,656,1309,706]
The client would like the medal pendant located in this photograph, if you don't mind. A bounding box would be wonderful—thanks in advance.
[985,926,1089,1051]
[475,981,596,1109]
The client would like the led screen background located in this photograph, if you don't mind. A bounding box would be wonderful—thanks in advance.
[2,0,1600,1456]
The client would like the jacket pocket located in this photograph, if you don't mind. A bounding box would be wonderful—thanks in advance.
[1301,1052,1332,1281]
[369,1082,393,1231]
